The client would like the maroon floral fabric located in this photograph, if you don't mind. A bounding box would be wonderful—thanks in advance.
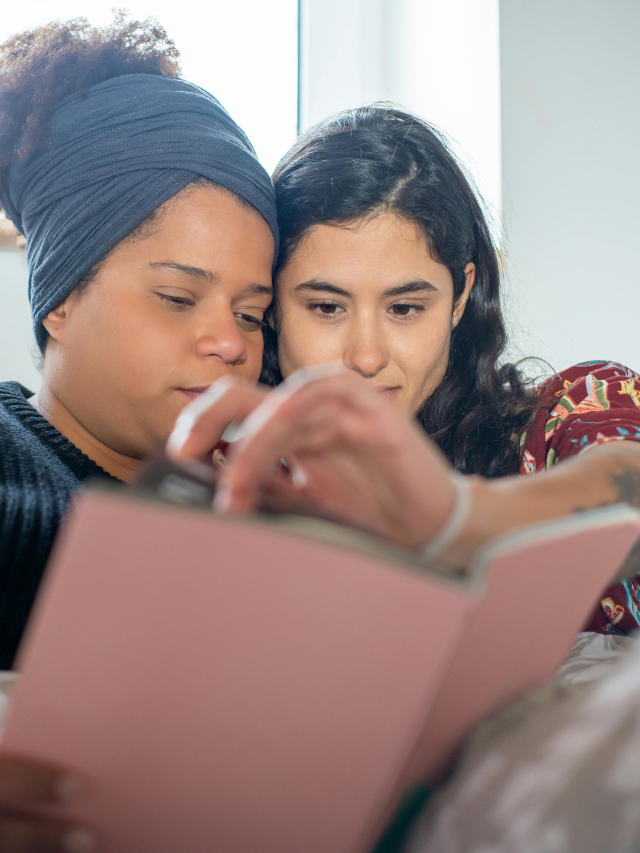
[520,361,640,635]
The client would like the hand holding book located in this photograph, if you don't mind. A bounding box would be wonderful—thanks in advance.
[167,366,460,558]
[167,364,640,571]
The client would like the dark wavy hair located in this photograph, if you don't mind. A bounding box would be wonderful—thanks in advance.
[264,105,540,477]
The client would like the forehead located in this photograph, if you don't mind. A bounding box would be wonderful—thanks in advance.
[116,184,275,278]
[281,214,449,289]
[161,185,274,251]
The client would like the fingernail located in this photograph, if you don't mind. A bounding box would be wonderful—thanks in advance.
[213,481,230,512]
[62,828,96,853]
[291,464,307,489]
[167,376,235,457]
[53,773,87,804]
[166,421,190,457]
[220,421,243,443]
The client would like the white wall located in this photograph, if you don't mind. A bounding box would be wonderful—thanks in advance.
[0,248,40,390]
[298,0,387,128]
[501,0,640,372]
[299,0,502,224]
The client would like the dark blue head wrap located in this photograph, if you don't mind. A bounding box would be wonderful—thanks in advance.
[0,74,279,350]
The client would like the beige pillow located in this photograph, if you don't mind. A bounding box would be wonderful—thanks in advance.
[406,633,640,853]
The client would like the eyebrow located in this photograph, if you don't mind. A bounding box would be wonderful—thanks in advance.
[149,262,273,296]
[294,280,351,297]
[149,261,216,281]
[382,280,439,297]
[294,278,439,298]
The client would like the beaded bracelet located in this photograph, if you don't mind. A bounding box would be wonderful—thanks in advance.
[419,475,473,562]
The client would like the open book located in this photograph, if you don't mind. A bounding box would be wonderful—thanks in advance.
[2,481,639,853]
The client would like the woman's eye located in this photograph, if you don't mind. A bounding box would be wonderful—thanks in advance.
[310,302,345,318]
[157,293,195,311]
[235,313,264,332]
[389,303,425,318]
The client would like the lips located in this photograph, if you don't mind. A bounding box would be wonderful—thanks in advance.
[176,386,213,401]
[374,385,401,398]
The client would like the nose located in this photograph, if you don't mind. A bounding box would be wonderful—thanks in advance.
[343,317,389,378]
[194,310,247,365]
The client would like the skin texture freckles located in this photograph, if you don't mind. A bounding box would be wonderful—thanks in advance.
[36,184,275,481]
[275,213,475,415]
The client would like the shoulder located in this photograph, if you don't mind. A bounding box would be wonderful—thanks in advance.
[0,381,36,451]
[537,361,640,408]
[0,380,35,403]
[0,381,38,441]
[0,381,118,489]
[521,361,640,472]
[0,381,77,487]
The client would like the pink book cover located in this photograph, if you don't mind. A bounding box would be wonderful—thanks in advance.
[2,489,638,852]
[400,505,640,785]
[1,488,480,853]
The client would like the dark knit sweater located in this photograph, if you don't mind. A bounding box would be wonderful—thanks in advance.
[0,382,120,668]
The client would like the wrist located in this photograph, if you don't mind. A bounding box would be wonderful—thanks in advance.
[426,477,503,569]
[419,475,474,562]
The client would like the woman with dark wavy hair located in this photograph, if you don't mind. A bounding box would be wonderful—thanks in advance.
[173,105,640,639]
[264,105,535,478]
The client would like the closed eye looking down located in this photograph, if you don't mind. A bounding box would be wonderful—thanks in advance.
[156,292,267,330]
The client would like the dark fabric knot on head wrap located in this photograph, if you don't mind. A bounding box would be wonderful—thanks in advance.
[0,74,279,351]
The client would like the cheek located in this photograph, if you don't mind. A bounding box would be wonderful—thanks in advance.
[391,318,452,401]
[395,319,449,367]
[276,306,341,376]
[67,288,182,387]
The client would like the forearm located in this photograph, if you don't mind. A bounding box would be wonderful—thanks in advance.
[447,442,640,567]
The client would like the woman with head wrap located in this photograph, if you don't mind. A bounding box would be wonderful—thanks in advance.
[0,17,279,667]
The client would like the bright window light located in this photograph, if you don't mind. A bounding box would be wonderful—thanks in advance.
[0,0,299,175]
[299,0,501,234]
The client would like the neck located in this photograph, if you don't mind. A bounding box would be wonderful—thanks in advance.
[32,384,141,483]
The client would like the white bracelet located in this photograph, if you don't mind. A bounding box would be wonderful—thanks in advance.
[419,475,474,562]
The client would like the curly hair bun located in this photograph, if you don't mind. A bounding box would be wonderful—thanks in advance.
[0,13,181,178]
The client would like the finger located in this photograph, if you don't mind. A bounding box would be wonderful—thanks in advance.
[219,381,372,511]
[166,377,268,461]
[234,370,387,463]
[222,370,444,519]
[221,362,350,449]
[221,402,346,510]
[259,472,356,525]
[0,813,94,852]
[0,757,85,806]
[259,476,313,515]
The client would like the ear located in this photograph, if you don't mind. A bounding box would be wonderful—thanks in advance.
[452,262,475,328]
[41,293,76,343]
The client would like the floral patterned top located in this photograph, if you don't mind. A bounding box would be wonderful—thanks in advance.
[520,361,640,635]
